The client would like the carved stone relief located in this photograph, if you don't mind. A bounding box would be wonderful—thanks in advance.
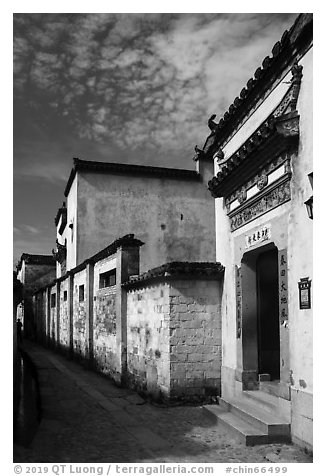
[237,188,247,204]
[224,153,289,208]
[257,174,268,190]
[229,179,291,231]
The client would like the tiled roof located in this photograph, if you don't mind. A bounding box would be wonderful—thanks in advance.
[201,13,312,156]
[64,158,200,197]
[34,234,145,291]
[122,261,225,288]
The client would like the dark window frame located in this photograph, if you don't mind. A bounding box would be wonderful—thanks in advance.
[79,285,85,302]
[50,293,56,308]
[99,269,116,289]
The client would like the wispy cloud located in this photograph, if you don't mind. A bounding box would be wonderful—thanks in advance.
[14,13,297,165]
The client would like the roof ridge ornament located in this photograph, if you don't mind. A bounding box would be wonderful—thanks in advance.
[193,145,206,161]
[208,114,218,131]
[290,62,303,111]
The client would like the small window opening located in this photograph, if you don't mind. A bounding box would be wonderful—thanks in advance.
[50,293,56,308]
[63,290,68,301]
[79,285,85,302]
[99,269,116,289]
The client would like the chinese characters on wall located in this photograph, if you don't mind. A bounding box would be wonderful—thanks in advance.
[245,225,271,249]
[298,277,312,309]
[235,265,242,338]
[278,249,289,327]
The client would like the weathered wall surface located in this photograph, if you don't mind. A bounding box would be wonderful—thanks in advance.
[32,267,56,292]
[72,269,88,359]
[23,264,56,291]
[59,278,70,350]
[33,290,47,342]
[33,264,223,402]
[126,283,171,398]
[49,284,57,342]
[93,256,120,380]
[66,175,78,271]
[76,172,215,274]
[126,278,222,401]
[169,279,222,401]
[17,260,56,339]
[287,48,313,449]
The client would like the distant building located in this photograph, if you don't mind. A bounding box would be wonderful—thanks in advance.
[200,13,312,449]
[53,158,216,277]
[16,253,56,338]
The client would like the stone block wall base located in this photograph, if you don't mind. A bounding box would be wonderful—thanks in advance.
[291,435,313,456]
[170,378,221,404]
[291,388,313,449]
[235,368,259,390]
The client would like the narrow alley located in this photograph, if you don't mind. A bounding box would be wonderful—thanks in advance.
[13,342,312,464]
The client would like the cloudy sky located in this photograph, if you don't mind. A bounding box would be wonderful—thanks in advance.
[13,12,298,265]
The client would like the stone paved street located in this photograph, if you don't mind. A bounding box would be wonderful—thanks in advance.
[14,342,312,463]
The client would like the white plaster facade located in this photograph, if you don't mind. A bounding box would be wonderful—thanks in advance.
[55,160,215,275]
[205,14,313,449]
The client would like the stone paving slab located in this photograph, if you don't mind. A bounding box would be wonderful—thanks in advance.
[13,341,312,463]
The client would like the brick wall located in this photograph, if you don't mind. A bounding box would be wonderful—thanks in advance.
[126,278,222,402]
[31,238,223,403]
[59,278,70,350]
[93,256,119,379]
[169,279,222,401]
[72,270,88,359]
[126,283,171,399]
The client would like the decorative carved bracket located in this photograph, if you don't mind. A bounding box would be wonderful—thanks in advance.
[275,111,300,137]
[192,145,206,162]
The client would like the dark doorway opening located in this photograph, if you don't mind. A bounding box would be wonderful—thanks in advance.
[256,248,280,380]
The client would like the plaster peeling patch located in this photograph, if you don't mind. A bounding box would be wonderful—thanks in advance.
[289,370,294,386]
[281,358,284,367]
[299,379,307,388]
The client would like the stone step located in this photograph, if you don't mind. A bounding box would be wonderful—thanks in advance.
[241,390,291,420]
[259,381,281,397]
[219,397,291,438]
[242,390,280,413]
[217,412,269,446]
[203,405,288,446]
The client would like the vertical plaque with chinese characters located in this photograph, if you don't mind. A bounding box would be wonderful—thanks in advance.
[235,265,242,338]
[298,277,312,309]
[278,249,288,326]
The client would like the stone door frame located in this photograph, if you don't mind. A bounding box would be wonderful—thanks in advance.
[235,241,291,400]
